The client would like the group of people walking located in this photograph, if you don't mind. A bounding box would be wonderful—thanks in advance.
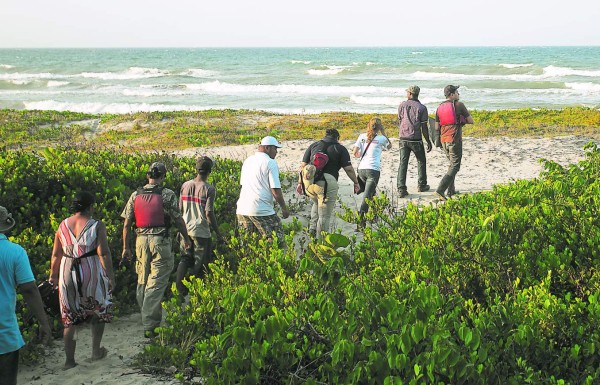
[0,83,471,383]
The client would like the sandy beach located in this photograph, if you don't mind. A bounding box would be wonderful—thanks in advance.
[18,135,595,385]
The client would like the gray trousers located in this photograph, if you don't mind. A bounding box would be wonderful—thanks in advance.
[436,140,462,195]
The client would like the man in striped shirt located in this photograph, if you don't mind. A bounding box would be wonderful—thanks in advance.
[176,156,222,296]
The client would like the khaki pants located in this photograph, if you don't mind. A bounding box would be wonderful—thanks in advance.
[135,234,173,332]
[307,173,339,239]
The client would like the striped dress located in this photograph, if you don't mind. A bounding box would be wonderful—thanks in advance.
[57,218,112,326]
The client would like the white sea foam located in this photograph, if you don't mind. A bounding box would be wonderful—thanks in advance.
[565,82,600,92]
[307,66,349,76]
[122,87,189,97]
[47,81,70,87]
[500,63,534,68]
[184,81,392,95]
[350,96,400,106]
[0,72,65,80]
[411,52,424,55]
[79,67,169,80]
[6,79,30,85]
[180,68,218,77]
[290,60,311,64]
[543,66,600,77]
[0,64,15,69]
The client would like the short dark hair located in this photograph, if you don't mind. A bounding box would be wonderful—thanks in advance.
[325,128,340,139]
[196,156,213,175]
[70,191,95,213]
[444,85,460,97]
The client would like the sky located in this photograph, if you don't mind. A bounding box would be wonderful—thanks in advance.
[1,0,599,48]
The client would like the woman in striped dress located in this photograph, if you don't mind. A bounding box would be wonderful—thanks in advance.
[49,191,115,370]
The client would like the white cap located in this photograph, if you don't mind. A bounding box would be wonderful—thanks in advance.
[260,136,282,148]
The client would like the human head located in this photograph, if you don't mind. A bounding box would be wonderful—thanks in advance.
[444,85,460,99]
[147,162,167,180]
[325,128,340,141]
[196,156,213,176]
[70,191,96,214]
[406,85,420,99]
[259,136,282,159]
[0,206,16,233]
[366,117,383,142]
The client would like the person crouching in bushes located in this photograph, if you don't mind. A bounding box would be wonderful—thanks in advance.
[176,156,223,297]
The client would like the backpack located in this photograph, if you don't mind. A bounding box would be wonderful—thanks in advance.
[300,140,335,198]
[134,186,169,228]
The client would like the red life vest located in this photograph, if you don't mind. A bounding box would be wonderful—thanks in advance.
[134,186,166,228]
[437,101,457,126]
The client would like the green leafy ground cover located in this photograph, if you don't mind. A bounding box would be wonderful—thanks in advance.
[2,107,599,150]
[1,108,599,383]
[133,143,599,384]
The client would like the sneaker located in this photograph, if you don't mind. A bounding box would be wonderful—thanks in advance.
[434,191,447,201]
[447,190,459,198]
[417,185,430,192]
[398,190,409,198]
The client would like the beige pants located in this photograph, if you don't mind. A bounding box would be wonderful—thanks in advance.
[135,234,173,332]
[307,173,339,239]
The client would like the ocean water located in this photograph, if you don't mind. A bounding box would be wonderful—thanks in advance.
[0,47,598,114]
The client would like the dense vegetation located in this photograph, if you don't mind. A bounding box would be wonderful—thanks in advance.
[131,143,599,385]
[2,107,599,383]
[2,107,599,150]
[0,146,243,356]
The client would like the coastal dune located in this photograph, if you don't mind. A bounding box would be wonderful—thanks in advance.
[18,135,594,385]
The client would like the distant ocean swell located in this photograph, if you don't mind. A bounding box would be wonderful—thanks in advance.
[1,47,598,114]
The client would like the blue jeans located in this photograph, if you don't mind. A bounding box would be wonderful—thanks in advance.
[358,169,380,215]
[396,140,428,192]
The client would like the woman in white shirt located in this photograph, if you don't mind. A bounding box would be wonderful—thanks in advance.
[352,118,392,226]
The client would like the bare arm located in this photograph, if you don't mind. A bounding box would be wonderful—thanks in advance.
[96,221,115,288]
[174,216,192,250]
[206,210,223,240]
[465,115,474,124]
[271,188,290,218]
[343,165,360,185]
[352,146,361,158]
[121,217,133,262]
[49,231,64,286]
[19,281,52,345]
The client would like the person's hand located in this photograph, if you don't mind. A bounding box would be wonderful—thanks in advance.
[39,322,52,346]
[183,237,192,251]
[353,182,361,194]
[281,207,290,219]
[296,183,304,195]
[120,248,132,266]
[48,276,57,287]
[426,140,432,153]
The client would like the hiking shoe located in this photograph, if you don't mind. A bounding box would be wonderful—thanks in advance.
[434,191,447,201]
[398,190,409,198]
[417,185,430,192]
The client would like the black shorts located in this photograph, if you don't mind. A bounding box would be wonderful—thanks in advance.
[0,349,19,385]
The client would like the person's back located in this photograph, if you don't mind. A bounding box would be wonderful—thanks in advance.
[180,178,214,238]
[298,129,360,239]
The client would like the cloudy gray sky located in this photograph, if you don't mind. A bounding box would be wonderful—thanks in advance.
[1,0,598,47]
